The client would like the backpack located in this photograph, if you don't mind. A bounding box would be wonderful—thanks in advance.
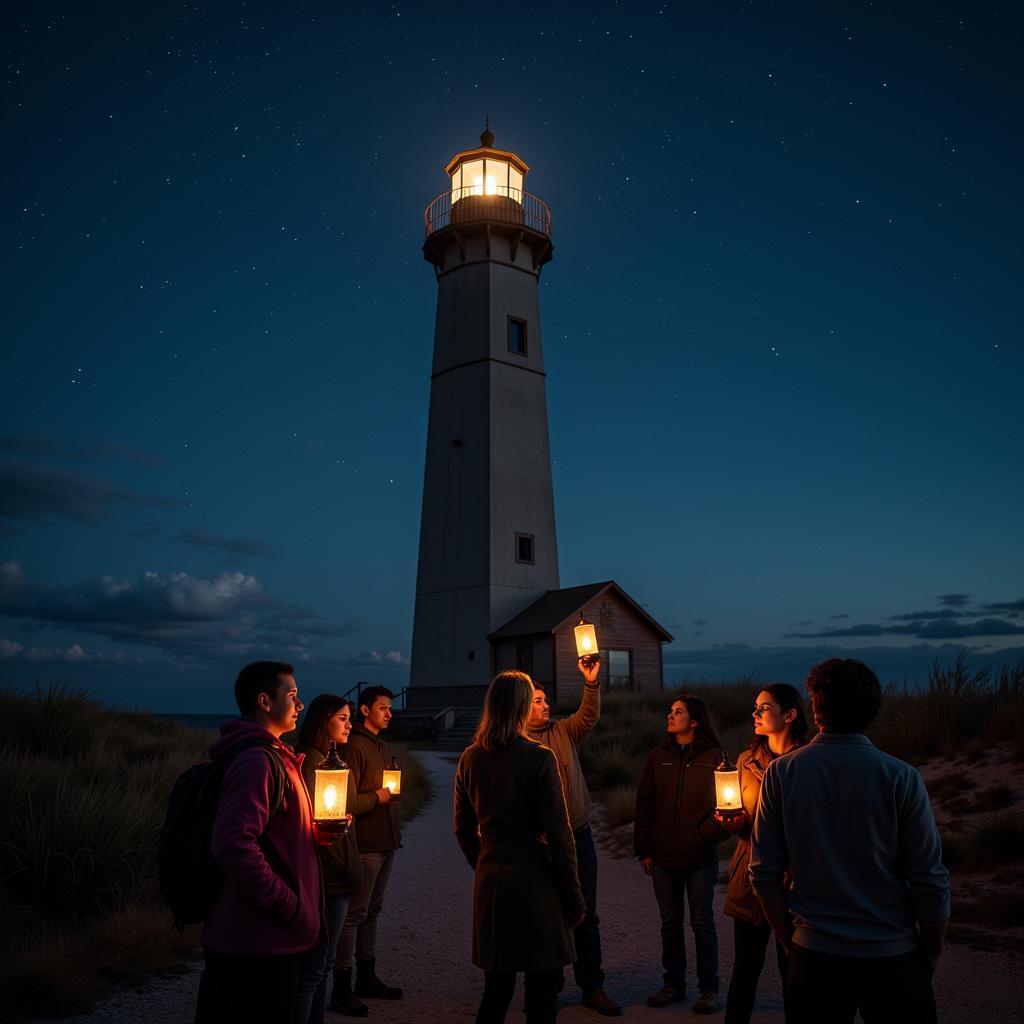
[158,737,287,929]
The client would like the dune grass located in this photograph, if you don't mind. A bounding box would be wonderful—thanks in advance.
[0,684,431,1021]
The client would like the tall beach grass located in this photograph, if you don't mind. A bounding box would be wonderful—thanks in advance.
[0,685,431,1020]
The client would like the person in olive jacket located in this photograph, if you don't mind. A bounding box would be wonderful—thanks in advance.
[293,695,366,1021]
[634,694,728,1015]
[455,670,587,1024]
[717,684,808,1024]
[337,685,403,1002]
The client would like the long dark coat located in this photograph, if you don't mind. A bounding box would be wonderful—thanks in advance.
[454,736,586,973]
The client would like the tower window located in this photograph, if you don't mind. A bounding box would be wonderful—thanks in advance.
[516,533,535,564]
[508,317,528,355]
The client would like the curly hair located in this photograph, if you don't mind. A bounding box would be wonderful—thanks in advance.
[805,658,881,733]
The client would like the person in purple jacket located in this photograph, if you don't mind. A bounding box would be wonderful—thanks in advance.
[194,661,326,1024]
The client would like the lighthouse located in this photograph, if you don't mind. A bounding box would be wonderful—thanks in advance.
[409,126,560,686]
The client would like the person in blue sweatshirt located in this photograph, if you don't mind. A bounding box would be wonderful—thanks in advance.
[750,658,950,1024]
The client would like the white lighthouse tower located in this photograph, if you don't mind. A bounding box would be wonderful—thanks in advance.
[410,126,559,686]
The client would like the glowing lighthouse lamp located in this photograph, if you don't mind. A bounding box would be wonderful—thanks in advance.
[714,752,743,818]
[574,614,600,669]
[313,741,350,834]
[448,123,527,206]
[382,758,402,802]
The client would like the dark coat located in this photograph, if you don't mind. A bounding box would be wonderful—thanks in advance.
[298,745,363,897]
[346,724,402,854]
[634,736,727,869]
[454,736,586,973]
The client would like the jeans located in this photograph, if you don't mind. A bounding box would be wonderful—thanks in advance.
[195,947,307,1024]
[571,824,604,994]
[475,968,563,1024]
[724,917,789,1024]
[292,892,351,1024]
[650,861,719,994]
[338,850,394,968]
[786,944,937,1024]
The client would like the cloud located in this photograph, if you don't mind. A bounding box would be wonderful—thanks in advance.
[0,461,176,526]
[936,593,971,608]
[0,435,161,467]
[331,649,407,667]
[828,614,850,620]
[0,561,359,662]
[785,618,1024,640]
[176,527,278,560]
[0,638,138,665]
[983,598,1024,618]
[691,618,709,627]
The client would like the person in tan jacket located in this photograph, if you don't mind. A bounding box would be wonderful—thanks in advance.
[526,658,620,1017]
[716,683,808,1024]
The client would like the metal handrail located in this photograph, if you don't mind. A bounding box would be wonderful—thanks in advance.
[424,188,551,239]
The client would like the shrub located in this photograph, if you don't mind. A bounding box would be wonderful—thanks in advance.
[601,785,637,831]
[942,812,1024,871]
[973,785,1014,813]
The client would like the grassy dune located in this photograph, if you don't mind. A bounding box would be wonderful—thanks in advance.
[0,686,432,1020]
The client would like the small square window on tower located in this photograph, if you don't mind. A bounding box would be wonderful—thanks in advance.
[508,316,528,355]
[516,532,535,564]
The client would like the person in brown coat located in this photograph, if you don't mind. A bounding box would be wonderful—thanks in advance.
[717,684,808,1024]
[634,694,728,1014]
[455,670,587,1024]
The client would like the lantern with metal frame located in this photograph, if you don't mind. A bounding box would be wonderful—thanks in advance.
[312,740,350,834]
[574,613,600,668]
[382,757,402,801]
[714,751,743,817]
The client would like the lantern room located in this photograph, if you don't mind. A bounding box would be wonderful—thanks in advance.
[447,124,528,205]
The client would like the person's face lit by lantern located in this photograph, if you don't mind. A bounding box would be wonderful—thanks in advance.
[328,704,353,745]
[666,700,698,744]
[527,684,550,729]
[752,690,796,738]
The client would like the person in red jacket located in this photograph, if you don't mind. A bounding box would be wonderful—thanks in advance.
[194,661,325,1024]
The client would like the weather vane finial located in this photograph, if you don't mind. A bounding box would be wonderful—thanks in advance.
[481,117,494,148]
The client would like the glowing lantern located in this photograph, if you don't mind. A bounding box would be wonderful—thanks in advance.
[382,758,402,800]
[574,614,600,668]
[313,740,350,833]
[715,752,743,817]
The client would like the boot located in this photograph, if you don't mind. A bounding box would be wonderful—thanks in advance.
[329,967,369,1017]
[354,957,403,1000]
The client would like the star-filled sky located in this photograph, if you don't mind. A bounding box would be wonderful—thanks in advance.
[3,3,1022,710]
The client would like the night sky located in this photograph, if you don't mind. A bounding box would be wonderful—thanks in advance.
[3,3,1022,710]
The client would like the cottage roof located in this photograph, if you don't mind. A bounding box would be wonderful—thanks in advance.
[489,580,674,643]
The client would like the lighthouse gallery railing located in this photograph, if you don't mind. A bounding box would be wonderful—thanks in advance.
[424,189,551,239]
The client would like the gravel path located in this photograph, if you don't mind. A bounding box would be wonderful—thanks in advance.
[47,751,1024,1023]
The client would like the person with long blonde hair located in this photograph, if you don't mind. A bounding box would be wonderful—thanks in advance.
[454,671,586,1024]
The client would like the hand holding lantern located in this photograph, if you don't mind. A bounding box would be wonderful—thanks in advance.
[574,614,600,669]
[714,751,743,819]
[313,740,350,835]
